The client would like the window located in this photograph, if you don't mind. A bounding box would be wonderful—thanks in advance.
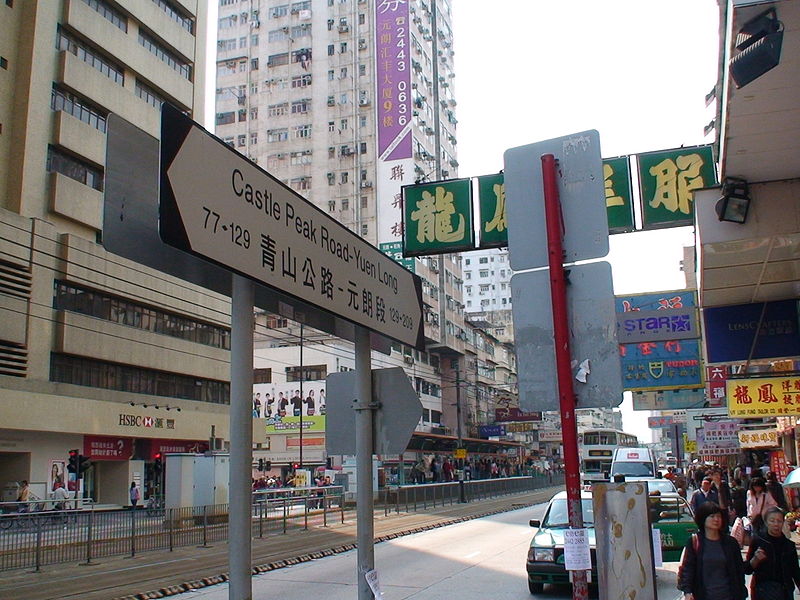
[479,269,489,277]
[340,118,348,130]
[268,102,288,116]
[51,85,107,132]
[253,368,272,384]
[290,150,312,165]
[267,128,288,142]
[267,53,289,67]
[250,132,258,145]
[216,111,235,125]
[47,146,103,191]
[465,272,471,280]
[360,142,367,154]
[359,64,366,76]
[81,0,127,31]
[327,172,335,185]
[340,42,347,53]
[328,69,335,81]
[361,196,368,208]
[327,44,334,56]
[56,27,124,85]
[361,224,368,236]
[251,58,259,70]
[251,34,259,46]
[286,364,327,382]
[238,109,246,122]
[359,116,367,129]
[269,28,289,42]
[479,257,488,264]
[340,171,349,184]
[328,121,335,132]
[291,74,312,87]
[465,259,471,265]
[290,177,310,191]
[51,354,229,404]
[291,98,310,113]
[269,4,288,18]
[340,93,348,104]
[328,200,336,211]
[250,107,258,119]
[341,199,349,211]
[294,124,311,138]
[138,30,191,79]
[237,135,246,147]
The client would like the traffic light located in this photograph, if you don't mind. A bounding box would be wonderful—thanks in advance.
[258,458,264,472]
[292,463,300,471]
[77,454,92,474]
[264,460,271,471]
[67,449,79,474]
[153,454,163,475]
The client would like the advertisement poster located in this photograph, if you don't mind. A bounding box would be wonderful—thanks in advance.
[620,339,703,391]
[49,460,66,493]
[254,381,326,434]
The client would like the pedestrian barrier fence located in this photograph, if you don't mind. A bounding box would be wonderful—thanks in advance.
[0,486,345,572]
[382,473,565,515]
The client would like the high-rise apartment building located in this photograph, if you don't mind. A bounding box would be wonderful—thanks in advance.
[215,0,484,460]
[0,0,227,507]
[463,248,512,314]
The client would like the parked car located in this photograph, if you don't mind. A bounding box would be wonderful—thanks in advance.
[525,490,696,594]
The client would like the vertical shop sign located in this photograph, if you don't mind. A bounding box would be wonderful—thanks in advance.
[376,0,414,246]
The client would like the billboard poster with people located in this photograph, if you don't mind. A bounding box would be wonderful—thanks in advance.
[254,381,326,434]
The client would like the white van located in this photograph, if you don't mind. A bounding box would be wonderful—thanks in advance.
[609,447,657,480]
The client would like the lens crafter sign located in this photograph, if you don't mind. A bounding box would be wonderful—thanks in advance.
[159,104,424,349]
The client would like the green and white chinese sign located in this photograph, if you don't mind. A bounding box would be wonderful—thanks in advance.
[604,157,635,233]
[638,145,717,229]
[402,178,474,257]
[379,241,415,273]
[477,173,506,249]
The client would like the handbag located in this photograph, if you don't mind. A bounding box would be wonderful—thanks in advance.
[754,580,784,600]
[731,517,746,547]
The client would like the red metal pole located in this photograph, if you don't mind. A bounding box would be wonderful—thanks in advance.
[541,153,588,600]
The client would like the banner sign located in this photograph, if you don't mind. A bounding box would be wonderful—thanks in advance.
[703,300,800,363]
[726,376,800,417]
[616,308,699,343]
[83,435,134,461]
[379,241,415,273]
[702,421,739,446]
[477,173,507,249]
[376,1,411,160]
[604,157,635,233]
[632,388,710,411]
[539,430,563,442]
[616,290,697,312]
[505,422,537,432]
[738,429,779,449]
[621,339,703,391]
[770,450,789,480]
[648,415,685,428]
[637,145,716,230]
[402,178,474,256]
[479,424,506,437]
[495,407,543,422]
[144,439,209,459]
[697,428,739,454]
[255,381,327,434]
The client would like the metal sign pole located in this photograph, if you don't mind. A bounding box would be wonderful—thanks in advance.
[229,274,254,600]
[541,154,588,600]
[354,326,375,600]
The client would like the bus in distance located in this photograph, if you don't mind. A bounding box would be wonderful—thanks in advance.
[579,428,639,482]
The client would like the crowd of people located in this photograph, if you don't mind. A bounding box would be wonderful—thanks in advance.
[676,462,800,600]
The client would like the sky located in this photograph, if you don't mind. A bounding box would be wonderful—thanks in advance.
[451,0,721,440]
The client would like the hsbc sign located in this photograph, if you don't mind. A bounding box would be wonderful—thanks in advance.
[118,414,175,430]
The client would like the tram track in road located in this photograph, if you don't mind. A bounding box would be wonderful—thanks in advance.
[0,487,560,600]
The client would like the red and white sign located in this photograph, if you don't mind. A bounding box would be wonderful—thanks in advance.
[626,451,641,459]
[83,435,134,461]
[145,439,209,460]
[706,366,727,407]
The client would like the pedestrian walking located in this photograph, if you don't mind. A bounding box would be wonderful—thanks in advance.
[129,481,140,508]
[765,472,789,511]
[677,501,747,600]
[748,477,778,534]
[745,507,800,600]
[690,476,720,514]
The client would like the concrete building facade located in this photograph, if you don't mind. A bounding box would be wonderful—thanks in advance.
[0,0,253,507]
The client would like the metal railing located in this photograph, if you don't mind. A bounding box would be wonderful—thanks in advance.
[382,473,565,515]
[0,486,345,573]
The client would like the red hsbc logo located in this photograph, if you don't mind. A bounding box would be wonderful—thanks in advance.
[143,416,154,427]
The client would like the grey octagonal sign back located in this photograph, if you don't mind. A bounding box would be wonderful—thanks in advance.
[511,262,623,411]
[504,130,608,271]
[326,367,422,455]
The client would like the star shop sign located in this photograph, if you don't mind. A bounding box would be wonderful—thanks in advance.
[637,145,717,230]
[402,178,474,257]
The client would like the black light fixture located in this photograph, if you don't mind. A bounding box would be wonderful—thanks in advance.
[729,8,783,88]
[715,177,751,224]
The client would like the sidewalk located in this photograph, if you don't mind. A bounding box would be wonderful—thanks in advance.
[0,487,561,600]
